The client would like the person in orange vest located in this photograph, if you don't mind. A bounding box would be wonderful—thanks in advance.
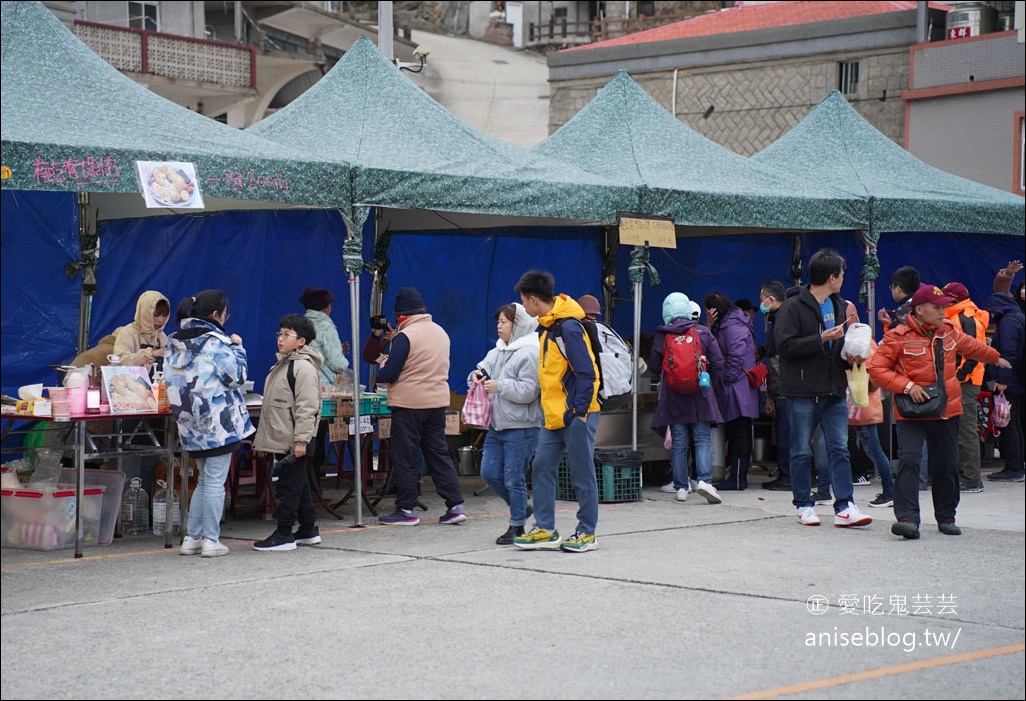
[942,282,990,493]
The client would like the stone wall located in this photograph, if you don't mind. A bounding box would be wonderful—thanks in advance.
[549,49,910,154]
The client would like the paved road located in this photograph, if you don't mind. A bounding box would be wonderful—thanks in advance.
[405,29,551,147]
[2,465,1023,699]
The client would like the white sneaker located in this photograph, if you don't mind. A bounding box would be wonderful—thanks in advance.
[660,482,676,493]
[797,506,821,526]
[179,535,203,556]
[834,501,872,528]
[697,481,722,504]
[676,487,688,502]
[201,538,230,558]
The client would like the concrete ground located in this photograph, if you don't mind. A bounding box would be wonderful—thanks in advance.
[2,460,1023,700]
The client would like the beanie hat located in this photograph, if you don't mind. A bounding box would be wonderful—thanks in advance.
[299,287,334,311]
[941,282,969,302]
[394,287,426,316]
[578,294,601,317]
[662,292,692,324]
[689,300,701,320]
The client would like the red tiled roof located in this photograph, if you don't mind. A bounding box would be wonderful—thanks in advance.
[564,1,952,52]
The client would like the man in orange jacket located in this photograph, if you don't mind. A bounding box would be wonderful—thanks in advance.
[868,284,1010,540]
[942,282,990,493]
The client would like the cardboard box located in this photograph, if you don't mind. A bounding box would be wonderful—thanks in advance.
[14,399,50,417]
[445,411,460,436]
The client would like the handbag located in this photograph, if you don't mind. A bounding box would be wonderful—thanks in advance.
[460,381,492,429]
[894,338,946,419]
[746,363,768,390]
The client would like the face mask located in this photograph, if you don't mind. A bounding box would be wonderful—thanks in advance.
[759,301,772,315]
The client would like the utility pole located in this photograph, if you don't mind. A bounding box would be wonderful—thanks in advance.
[379,1,394,61]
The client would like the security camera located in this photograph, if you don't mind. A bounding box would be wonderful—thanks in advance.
[412,45,430,58]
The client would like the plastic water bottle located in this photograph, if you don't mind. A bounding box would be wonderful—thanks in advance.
[121,477,149,535]
[152,479,181,536]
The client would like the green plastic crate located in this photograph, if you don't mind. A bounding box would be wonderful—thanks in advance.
[556,449,643,503]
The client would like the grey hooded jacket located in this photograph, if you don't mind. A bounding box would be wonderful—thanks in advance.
[467,304,542,430]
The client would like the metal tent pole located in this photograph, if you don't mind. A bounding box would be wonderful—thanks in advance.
[349,271,364,527]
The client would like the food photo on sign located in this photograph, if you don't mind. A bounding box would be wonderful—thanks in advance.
[135,160,205,209]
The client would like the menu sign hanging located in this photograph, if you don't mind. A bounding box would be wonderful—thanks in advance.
[136,161,205,209]
[618,214,676,248]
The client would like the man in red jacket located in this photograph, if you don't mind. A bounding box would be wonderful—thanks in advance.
[868,284,1010,540]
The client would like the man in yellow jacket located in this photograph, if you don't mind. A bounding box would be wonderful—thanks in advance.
[942,282,990,493]
[514,270,600,553]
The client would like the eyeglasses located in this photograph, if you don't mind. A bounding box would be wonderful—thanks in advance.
[275,331,297,340]
[222,311,230,321]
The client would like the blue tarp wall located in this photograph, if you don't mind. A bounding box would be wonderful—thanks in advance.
[1,190,81,400]
[3,189,1020,401]
[381,226,605,390]
[90,209,373,395]
[610,231,1024,352]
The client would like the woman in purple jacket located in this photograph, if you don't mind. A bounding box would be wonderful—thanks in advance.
[705,292,760,490]
[649,293,725,505]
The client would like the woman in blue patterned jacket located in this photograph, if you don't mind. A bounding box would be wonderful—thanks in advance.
[164,289,255,558]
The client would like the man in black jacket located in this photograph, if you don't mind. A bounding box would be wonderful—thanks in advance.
[759,280,791,491]
[877,266,920,331]
[775,249,872,529]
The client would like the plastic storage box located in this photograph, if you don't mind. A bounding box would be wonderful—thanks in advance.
[60,468,125,545]
[1,484,105,550]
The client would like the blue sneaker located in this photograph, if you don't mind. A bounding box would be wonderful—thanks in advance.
[379,508,420,526]
[439,504,467,524]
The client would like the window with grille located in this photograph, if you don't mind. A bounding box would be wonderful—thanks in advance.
[127,1,158,31]
[837,61,860,95]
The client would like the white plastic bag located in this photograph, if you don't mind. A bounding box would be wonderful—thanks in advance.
[841,323,872,362]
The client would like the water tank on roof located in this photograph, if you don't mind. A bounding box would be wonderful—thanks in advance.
[945,2,998,40]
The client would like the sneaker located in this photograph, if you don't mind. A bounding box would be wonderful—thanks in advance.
[938,522,962,536]
[379,508,420,526]
[439,504,467,524]
[811,491,833,505]
[294,526,321,546]
[797,506,821,526]
[495,525,525,546]
[834,502,872,528]
[891,521,920,539]
[761,477,792,491]
[659,482,676,493]
[868,493,893,508]
[560,530,597,553]
[676,487,688,502]
[987,469,1026,482]
[513,527,562,550]
[959,484,984,494]
[201,538,230,557]
[180,535,203,556]
[696,481,722,504]
[853,475,872,486]
[253,532,297,552]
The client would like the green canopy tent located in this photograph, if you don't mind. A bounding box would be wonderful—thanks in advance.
[247,35,643,493]
[752,90,1025,330]
[0,1,355,210]
[532,70,869,447]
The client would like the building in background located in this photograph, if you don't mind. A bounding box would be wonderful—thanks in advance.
[41,1,416,127]
[546,0,1025,194]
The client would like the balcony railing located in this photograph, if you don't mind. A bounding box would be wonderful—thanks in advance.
[74,21,255,89]
[529,13,690,45]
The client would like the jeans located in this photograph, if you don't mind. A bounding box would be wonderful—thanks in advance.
[272,451,316,536]
[532,413,600,535]
[853,425,894,498]
[788,395,853,511]
[481,427,539,526]
[670,422,712,487]
[813,429,830,494]
[186,452,232,541]
[894,419,959,525]
[956,384,982,487]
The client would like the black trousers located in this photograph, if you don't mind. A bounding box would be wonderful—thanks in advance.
[894,418,959,526]
[723,416,752,488]
[997,392,1024,474]
[389,407,464,512]
[273,451,316,536]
